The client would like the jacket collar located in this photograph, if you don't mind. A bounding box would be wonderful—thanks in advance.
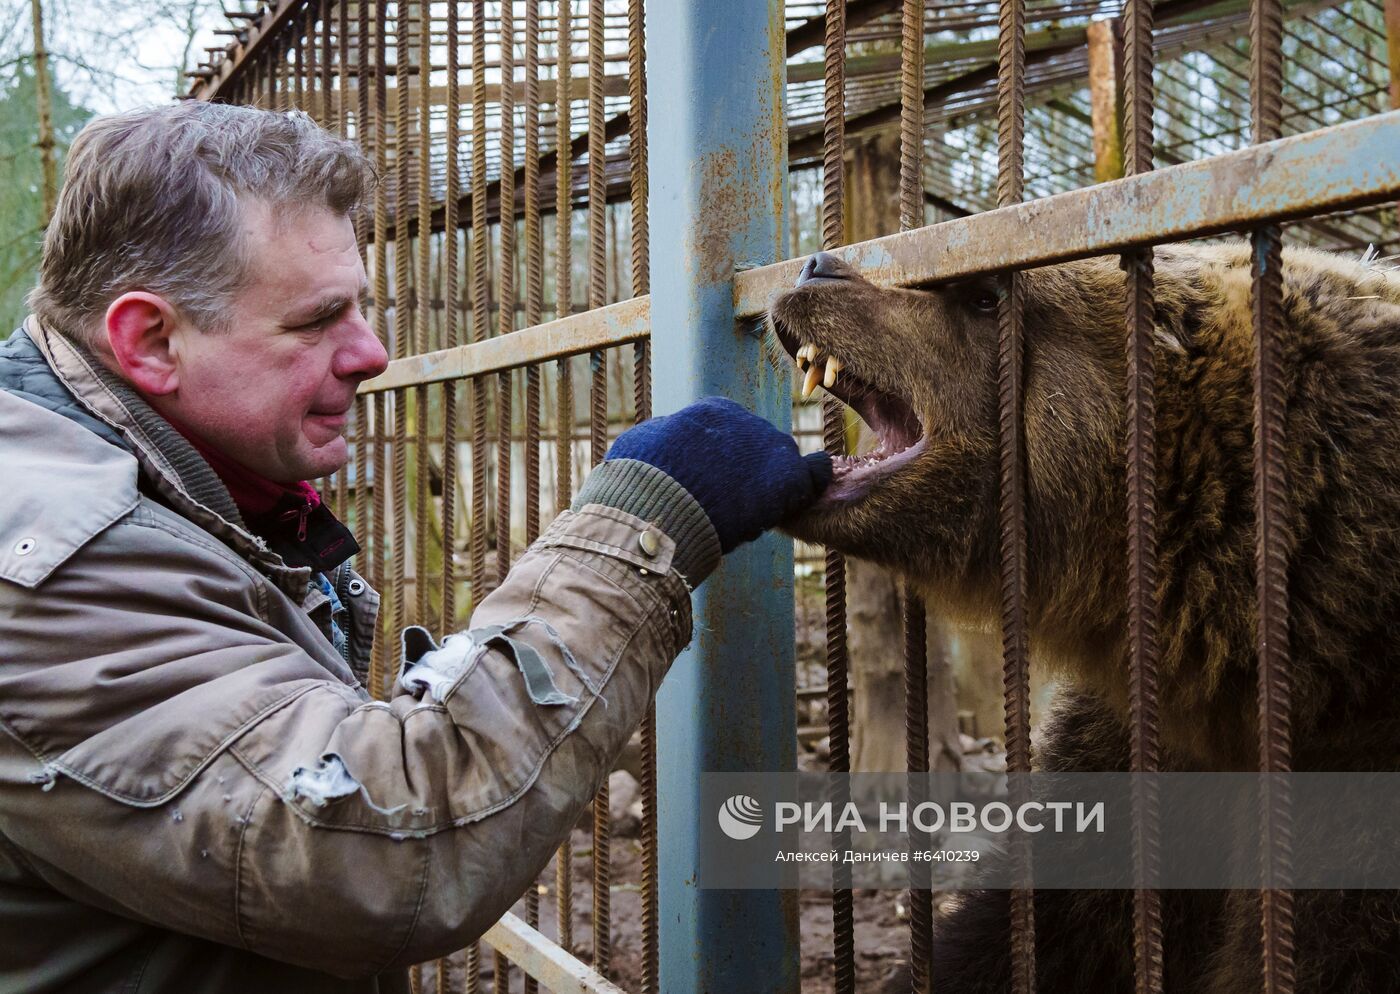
[24,316,318,596]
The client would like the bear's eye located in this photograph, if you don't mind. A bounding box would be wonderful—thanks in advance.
[972,289,999,313]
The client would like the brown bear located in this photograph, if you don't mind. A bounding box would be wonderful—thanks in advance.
[768,242,1400,993]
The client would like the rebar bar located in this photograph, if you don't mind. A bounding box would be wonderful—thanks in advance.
[1250,1,1295,989]
[821,2,853,991]
[1121,1,1166,991]
[996,0,1035,991]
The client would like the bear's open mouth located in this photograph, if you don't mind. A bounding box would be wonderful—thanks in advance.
[770,319,926,501]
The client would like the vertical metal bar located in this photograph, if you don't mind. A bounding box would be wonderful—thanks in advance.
[271,46,280,111]
[392,0,412,738]
[522,5,543,988]
[353,0,368,246]
[996,0,1035,991]
[465,0,483,933]
[492,6,517,977]
[470,0,489,614]
[322,0,334,130]
[626,0,656,989]
[820,3,853,994]
[898,5,930,992]
[295,28,305,111]
[902,588,931,994]
[416,0,433,634]
[443,0,461,633]
[1121,1,1164,993]
[585,0,611,978]
[497,0,517,591]
[554,0,576,959]
[898,0,923,233]
[370,0,391,700]
[1249,0,1294,991]
[307,7,319,114]
[648,0,798,990]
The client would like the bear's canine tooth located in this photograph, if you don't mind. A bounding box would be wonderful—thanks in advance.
[801,363,822,399]
[823,356,842,389]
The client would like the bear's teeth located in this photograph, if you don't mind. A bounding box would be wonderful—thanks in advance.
[801,363,822,399]
[796,343,818,367]
[823,356,842,389]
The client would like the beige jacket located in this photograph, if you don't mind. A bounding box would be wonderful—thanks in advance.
[0,320,706,993]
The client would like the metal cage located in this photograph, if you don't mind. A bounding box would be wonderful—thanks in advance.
[190,1,1400,991]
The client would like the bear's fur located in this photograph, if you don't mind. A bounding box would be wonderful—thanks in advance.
[768,243,1400,992]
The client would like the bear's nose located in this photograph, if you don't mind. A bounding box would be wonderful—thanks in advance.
[796,251,855,287]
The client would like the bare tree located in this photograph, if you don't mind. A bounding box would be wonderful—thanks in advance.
[29,0,55,224]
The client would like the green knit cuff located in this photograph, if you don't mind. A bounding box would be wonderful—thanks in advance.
[572,459,722,585]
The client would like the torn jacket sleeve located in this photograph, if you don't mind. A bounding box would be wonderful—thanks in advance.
[0,503,692,978]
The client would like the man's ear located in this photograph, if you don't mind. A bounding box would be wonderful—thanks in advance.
[105,292,183,396]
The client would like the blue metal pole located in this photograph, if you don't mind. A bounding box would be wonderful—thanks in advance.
[646,0,799,991]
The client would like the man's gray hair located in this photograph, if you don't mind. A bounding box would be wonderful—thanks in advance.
[29,102,373,344]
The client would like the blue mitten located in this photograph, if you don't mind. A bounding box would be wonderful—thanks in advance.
[605,396,833,553]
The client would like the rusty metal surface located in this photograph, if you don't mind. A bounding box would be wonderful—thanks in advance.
[648,0,798,987]
[898,5,932,990]
[995,2,1036,992]
[442,0,462,633]
[820,2,854,992]
[521,7,544,983]
[469,0,488,609]
[586,2,613,977]
[1251,1,1297,991]
[624,0,658,989]
[735,110,1400,318]
[554,0,577,960]
[1119,0,1166,990]
[359,296,649,394]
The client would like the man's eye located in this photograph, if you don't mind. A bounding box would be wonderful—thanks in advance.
[295,313,338,331]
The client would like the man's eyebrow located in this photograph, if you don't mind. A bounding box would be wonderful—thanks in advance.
[287,285,370,326]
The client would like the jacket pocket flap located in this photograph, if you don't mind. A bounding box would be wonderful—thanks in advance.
[20,677,326,807]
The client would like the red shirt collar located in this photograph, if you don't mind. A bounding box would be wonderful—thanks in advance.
[164,415,321,520]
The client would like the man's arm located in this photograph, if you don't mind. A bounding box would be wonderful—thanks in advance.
[0,396,828,977]
[0,494,695,977]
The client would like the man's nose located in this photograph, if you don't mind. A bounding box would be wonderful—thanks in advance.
[336,312,390,382]
[795,251,857,287]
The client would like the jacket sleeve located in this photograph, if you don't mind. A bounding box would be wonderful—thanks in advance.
[0,499,698,977]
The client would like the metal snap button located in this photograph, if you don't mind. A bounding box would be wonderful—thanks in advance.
[638,529,661,557]
[13,538,36,557]
[347,578,366,596]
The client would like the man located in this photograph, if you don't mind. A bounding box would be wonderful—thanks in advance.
[0,103,829,992]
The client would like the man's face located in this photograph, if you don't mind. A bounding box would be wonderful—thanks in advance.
[166,203,388,483]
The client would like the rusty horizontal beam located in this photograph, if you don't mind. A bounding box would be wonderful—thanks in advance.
[482,913,627,994]
[736,110,1400,318]
[359,296,649,394]
[785,0,902,57]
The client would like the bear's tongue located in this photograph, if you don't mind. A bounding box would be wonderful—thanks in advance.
[777,326,925,494]
[817,362,926,495]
